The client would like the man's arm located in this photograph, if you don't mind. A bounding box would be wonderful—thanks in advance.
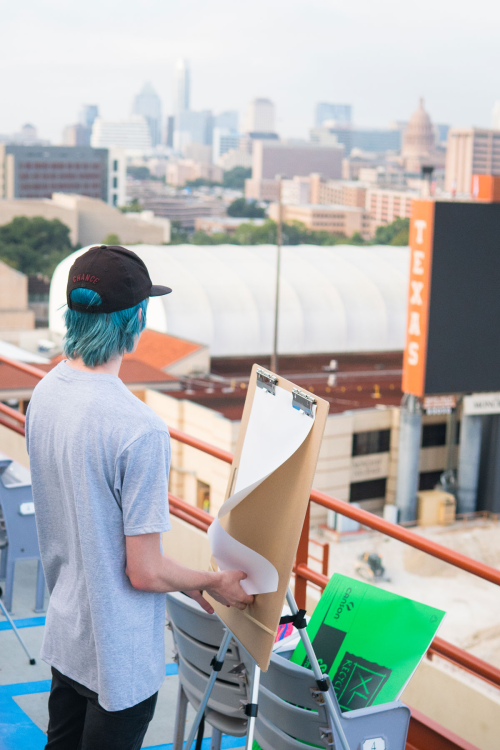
[125,533,254,612]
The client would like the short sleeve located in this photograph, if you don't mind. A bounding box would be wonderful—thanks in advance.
[115,429,171,536]
[25,402,31,455]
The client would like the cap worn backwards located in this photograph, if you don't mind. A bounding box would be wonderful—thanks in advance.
[66,245,172,314]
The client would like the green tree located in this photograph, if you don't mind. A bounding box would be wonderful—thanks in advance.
[102,233,120,245]
[168,221,190,245]
[127,165,150,181]
[185,178,222,188]
[374,217,409,246]
[227,198,266,219]
[0,216,75,277]
[120,198,143,213]
[222,167,252,190]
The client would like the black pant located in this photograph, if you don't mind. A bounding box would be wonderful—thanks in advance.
[45,667,158,750]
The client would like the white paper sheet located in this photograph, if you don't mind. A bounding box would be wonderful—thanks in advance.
[208,383,316,594]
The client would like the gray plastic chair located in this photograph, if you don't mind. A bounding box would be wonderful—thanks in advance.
[0,458,45,613]
[256,648,410,750]
[166,591,252,750]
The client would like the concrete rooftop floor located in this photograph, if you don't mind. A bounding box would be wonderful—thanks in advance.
[0,559,245,750]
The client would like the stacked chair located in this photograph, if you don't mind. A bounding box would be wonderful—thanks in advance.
[167,591,410,750]
[166,591,252,750]
[0,458,45,613]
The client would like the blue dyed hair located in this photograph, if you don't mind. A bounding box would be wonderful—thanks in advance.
[64,288,148,367]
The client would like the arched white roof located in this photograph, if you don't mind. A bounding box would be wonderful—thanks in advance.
[49,244,410,356]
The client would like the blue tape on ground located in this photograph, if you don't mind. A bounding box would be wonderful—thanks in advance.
[0,680,51,750]
[0,616,46,632]
[146,738,246,750]
[0,668,246,750]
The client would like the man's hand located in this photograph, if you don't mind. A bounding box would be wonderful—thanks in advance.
[205,570,254,610]
[184,590,215,615]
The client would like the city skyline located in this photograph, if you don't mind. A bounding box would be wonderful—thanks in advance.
[1,0,500,143]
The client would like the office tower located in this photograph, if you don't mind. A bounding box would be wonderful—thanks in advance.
[493,102,500,130]
[132,83,162,147]
[80,105,99,129]
[315,103,352,128]
[214,111,239,131]
[165,115,175,148]
[243,98,275,134]
[212,128,240,162]
[252,140,344,181]
[62,123,92,146]
[175,59,190,114]
[91,116,152,151]
[445,128,500,193]
[174,110,213,150]
[0,144,109,201]
[310,125,401,155]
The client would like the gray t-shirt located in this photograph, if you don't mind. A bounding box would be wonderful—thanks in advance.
[25,361,171,711]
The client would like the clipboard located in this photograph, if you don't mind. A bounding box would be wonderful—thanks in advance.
[206,364,329,671]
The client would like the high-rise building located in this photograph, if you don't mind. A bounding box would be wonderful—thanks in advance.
[311,125,401,155]
[252,140,344,181]
[132,83,162,147]
[493,102,500,130]
[91,116,152,152]
[175,59,190,114]
[243,98,275,134]
[212,128,240,162]
[62,123,92,147]
[80,105,99,129]
[165,116,175,148]
[0,145,110,202]
[445,128,500,193]
[315,102,352,128]
[214,111,239,131]
[174,110,213,150]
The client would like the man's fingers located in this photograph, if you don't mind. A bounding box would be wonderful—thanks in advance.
[188,590,215,615]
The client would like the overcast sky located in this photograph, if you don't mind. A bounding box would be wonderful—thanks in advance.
[1,0,499,143]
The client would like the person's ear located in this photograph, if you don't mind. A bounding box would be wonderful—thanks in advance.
[138,308,142,324]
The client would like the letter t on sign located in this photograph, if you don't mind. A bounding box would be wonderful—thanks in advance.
[402,201,436,397]
[414,220,427,244]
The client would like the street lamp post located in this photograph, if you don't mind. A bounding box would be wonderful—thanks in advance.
[271,176,282,374]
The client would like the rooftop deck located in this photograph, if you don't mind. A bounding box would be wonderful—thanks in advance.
[0,559,245,749]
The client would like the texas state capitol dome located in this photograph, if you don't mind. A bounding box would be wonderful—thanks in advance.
[49,244,410,357]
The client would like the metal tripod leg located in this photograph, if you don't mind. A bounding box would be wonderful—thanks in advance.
[286,587,350,750]
[0,596,36,665]
[183,628,233,749]
[245,660,261,749]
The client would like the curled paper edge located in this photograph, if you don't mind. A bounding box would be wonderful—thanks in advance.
[207,384,316,595]
[208,520,279,595]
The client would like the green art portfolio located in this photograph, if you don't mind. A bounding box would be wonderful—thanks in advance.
[291,573,445,712]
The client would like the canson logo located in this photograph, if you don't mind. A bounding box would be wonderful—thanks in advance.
[333,587,353,620]
[73,274,100,284]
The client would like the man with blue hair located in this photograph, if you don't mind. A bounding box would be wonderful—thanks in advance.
[26,245,252,750]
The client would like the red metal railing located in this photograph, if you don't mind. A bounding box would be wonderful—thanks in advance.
[1,353,499,743]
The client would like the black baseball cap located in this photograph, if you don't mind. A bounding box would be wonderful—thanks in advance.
[67,245,172,313]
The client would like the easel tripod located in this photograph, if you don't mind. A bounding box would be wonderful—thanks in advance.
[182,586,352,750]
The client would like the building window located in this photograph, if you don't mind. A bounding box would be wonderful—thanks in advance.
[113,177,118,188]
[421,423,446,448]
[349,478,387,503]
[418,470,443,491]
[197,480,211,512]
[352,429,391,456]
[113,159,119,172]
[112,193,118,206]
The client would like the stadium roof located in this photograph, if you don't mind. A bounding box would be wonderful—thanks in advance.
[50,244,410,358]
